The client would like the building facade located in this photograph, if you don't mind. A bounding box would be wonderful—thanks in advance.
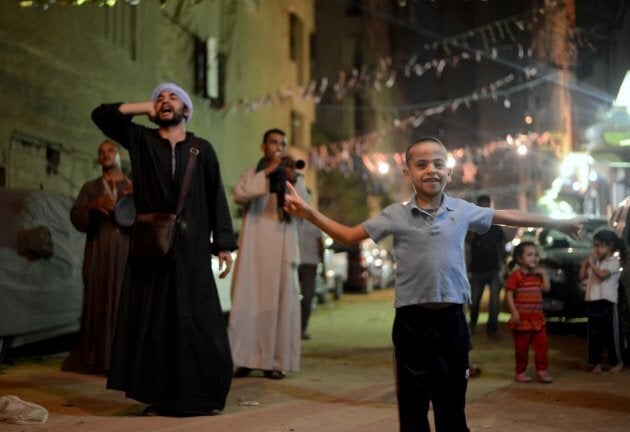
[0,0,315,230]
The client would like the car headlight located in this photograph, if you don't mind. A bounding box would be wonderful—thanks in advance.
[542,265,566,283]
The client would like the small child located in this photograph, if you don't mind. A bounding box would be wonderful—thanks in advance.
[505,241,553,383]
[283,136,580,431]
[579,229,626,373]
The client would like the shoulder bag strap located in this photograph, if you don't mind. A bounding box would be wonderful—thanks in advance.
[175,140,200,216]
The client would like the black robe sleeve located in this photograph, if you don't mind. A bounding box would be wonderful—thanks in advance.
[201,141,238,255]
[91,103,135,150]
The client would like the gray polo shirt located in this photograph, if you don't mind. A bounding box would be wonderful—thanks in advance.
[363,194,493,308]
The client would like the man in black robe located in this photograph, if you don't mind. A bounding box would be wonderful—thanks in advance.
[92,82,238,416]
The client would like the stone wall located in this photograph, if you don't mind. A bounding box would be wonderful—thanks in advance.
[0,0,315,230]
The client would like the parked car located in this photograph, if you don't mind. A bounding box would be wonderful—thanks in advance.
[509,217,608,320]
[610,196,630,245]
[314,236,395,303]
[0,189,85,363]
[609,196,630,304]
[361,239,395,289]
[321,241,347,301]
[0,188,235,363]
[610,196,630,363]
[315,236,348,303]
[315,235,381,302]
[343,243,374,294]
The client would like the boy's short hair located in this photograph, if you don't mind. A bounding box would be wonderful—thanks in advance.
[405,136,447,166]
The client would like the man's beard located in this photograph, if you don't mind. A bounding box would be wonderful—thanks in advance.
[155,109,186,127]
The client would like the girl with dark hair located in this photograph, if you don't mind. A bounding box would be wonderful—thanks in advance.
[505,241,553,383]
[579,229,626,373]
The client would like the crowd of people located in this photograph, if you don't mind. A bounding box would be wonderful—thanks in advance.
[60,82,628,431]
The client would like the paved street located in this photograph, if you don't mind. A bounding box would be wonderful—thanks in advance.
[1,288,629,431]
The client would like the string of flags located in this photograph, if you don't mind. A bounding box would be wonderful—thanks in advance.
[218,0,601,115]
[19,0,605,116]
[307,70,538,175]
[18,0,141,7]
[354,130,558,187]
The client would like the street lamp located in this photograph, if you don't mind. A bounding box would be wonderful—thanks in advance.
[447,154,456,169]
[377,162,390,175]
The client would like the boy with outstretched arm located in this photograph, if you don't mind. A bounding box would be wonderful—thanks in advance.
[283,136,580,432]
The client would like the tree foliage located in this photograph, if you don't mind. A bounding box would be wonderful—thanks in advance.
[317,170,371,225]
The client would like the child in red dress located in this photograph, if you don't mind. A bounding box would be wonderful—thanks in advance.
[505,241,553,383]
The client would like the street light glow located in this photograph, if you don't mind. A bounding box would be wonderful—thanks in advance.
[614,70,630,108]
[447,154,456,168]
[377,162,390,174]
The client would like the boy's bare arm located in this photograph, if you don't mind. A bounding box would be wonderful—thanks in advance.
[284,181,368,245]
[492,209,581,237]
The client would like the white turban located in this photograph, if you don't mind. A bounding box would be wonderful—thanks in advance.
[151,82,193,122]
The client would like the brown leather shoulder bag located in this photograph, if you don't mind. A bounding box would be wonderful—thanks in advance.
[129,144,199,260]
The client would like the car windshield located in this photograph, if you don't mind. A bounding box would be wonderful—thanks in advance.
[538,219,606,250]
[538,229,591,249]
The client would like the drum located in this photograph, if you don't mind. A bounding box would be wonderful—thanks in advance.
[114,195,136,228]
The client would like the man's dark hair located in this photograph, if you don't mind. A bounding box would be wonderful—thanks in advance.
[405,136,446,166]
[476,195,491,207]
[262,128,286,143]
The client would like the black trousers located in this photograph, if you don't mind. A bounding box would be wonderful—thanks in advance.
[298,263,317,332]
[393,304,471,432]
[587,300,622,366]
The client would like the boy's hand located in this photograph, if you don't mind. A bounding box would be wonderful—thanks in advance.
[555,220,582,239]
[284,181,311,219]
